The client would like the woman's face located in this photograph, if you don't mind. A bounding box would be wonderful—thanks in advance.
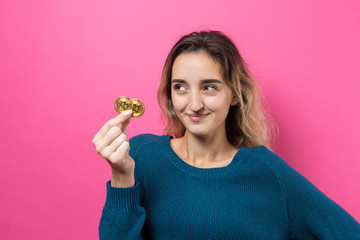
[171,52,237,137]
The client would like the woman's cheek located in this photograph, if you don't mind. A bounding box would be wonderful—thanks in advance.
[172,96,187,112]
[204,97,219,111]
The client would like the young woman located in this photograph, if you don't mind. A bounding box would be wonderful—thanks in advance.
[93,31,360,239]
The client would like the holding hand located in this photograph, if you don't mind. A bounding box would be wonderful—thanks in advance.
[92,110,135,187]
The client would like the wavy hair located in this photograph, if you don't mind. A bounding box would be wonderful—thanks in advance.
[157,30,277,150]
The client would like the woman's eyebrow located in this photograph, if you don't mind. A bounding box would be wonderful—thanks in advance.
[201,79,223,84]
[171,79,186,83]
[171,79,223,84]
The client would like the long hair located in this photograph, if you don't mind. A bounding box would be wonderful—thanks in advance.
[157,30,277,150]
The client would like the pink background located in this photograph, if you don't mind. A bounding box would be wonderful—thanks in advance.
[1,0,359,239]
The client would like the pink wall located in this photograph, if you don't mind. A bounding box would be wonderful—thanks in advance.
[1,0,359,239]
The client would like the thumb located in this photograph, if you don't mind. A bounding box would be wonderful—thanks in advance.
[119,110,132,136]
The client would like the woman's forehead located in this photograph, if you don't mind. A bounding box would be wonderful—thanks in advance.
[171,52,224,81]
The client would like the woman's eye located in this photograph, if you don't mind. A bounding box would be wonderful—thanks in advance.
[204,85,216,91]
[174,84,186,91]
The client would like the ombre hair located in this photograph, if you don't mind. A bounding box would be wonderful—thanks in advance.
[157,31,277,150]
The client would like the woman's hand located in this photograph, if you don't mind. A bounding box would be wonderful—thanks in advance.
[92,110,135,187]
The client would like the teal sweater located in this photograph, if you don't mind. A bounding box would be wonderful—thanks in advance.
[99,134,360,239]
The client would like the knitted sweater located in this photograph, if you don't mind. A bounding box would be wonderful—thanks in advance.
[99,134,360,239]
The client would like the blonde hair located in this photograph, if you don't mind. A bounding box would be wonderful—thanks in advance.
[157,31,278,150]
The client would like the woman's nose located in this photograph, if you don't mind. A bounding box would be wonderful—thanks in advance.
[188,92,204,112]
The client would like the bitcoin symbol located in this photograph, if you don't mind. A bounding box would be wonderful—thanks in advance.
[114,97,144,118]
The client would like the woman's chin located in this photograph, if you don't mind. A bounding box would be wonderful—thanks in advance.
[184,127,212,137]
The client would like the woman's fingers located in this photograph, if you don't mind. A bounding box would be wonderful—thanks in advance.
[98,132,125,158]
[92,110,135,177]
[92,110,132,146]
[109,140,130,164]
[105,133,127,155]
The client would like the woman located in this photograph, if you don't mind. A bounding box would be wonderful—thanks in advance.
[93,31,360,239]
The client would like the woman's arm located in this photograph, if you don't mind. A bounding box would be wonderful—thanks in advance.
[93,112,147,239]
[265,149,360,239]
[99,181,145,240]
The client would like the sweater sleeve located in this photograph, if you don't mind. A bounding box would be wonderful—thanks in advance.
[99,135,149,240]
[98,181,146,240]
[265,149,360,239]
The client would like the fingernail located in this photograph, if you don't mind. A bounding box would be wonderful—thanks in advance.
[123,110,132,117]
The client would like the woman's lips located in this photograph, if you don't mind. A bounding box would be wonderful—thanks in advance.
[187,113,209,122]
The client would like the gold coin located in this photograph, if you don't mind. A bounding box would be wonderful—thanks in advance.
[114,96,133,114]
[131,98,145,117]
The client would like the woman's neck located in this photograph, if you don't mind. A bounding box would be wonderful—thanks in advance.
[172,131,238,168]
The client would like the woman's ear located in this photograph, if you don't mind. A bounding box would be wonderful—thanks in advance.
[230,95,239,106]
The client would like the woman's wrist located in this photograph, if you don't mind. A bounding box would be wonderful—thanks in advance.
[110,169,135,188]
